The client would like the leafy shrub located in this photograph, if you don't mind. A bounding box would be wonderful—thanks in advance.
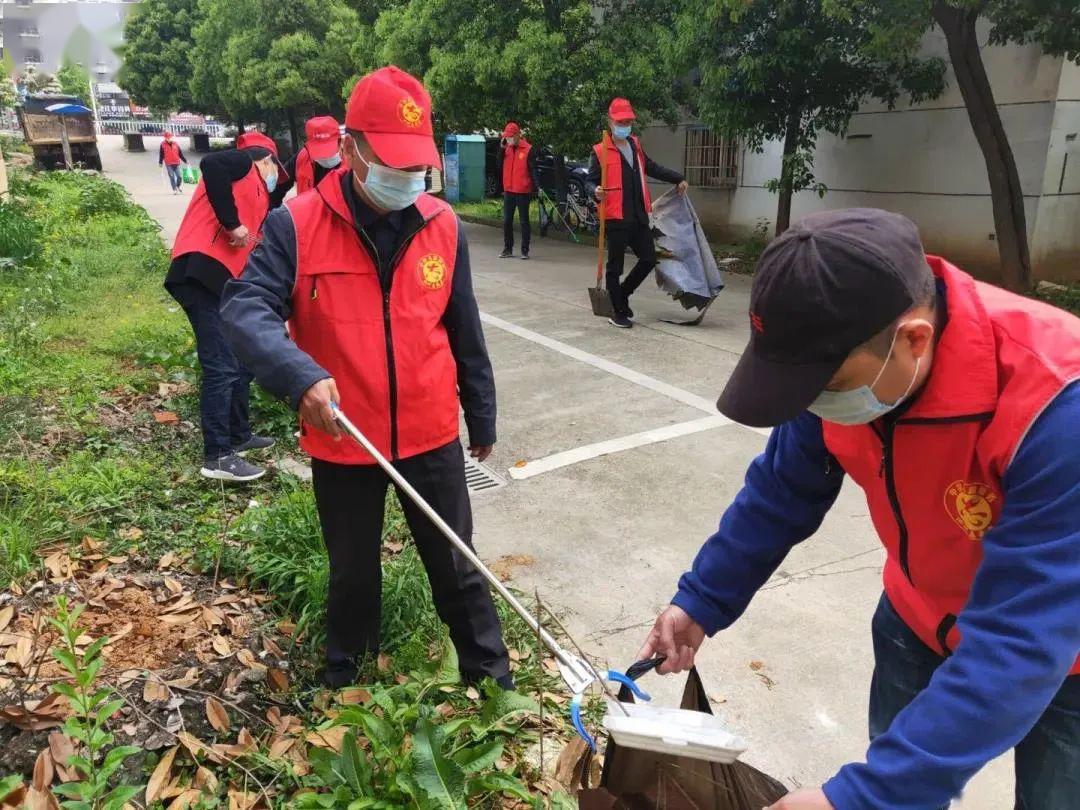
[0,200,41,264]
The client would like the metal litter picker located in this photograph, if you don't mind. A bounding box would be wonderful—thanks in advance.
[331,404,747,764]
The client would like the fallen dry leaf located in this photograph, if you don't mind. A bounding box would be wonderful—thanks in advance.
[165,789,201,810]
[143,678,170,704]
[261,636,284,658]
[163,577,183,595]
[25,787,60,810]
[0,782,25,808]
[749,660,764,671]
[305,726,347,752]
[32,749,54,792]
[105,623,133,647]
[193,766,219,793]
[145,745,178,804]
[465,686,480,700]
[235,649,258,669]
[0,606,13,633]
[157,552,176,570]
[177,731,223,764]
[377,653,392,672]
[338,687,371,705]
[267,735,296,760]
[395,673,410,685]
[205,697,230,734]
[47,733,76,782]
[117,527,143,542]
[267,668,289,693]
[0,693,67,731]
[211,636,232,658]
[227,789,258,810]
[542,658,560,673]
[154,411,181,425]
[158,611,199,626]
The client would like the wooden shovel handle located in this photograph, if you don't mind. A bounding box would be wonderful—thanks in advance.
[596,131,609,287]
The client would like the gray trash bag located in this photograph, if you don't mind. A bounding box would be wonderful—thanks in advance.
[650,190,725,311]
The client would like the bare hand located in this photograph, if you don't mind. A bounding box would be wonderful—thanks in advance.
[469,445,493,462]
[766,788,834,810]
[227,225,250,247]
[299,378,341,440]
[676,180,689,196]
[594,187,606,202]
[637,604,706,674]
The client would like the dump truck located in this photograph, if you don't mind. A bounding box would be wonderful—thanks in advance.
[16,94,102,171]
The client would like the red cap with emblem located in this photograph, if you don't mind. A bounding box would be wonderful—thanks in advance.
[304,116,341,161]
[608,98,636,120]
[344,66,440,170]
[236,131,279,156]
[502,121,520,138]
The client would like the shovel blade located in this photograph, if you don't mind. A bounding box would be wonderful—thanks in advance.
[588,286,614,318]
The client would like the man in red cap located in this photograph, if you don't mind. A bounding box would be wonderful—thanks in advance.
[159,131,189,194]
[222,66,512,690]
[277,116,342,197]
[498,122,539,259]
[586,97,687,328]
[165,130,284,482]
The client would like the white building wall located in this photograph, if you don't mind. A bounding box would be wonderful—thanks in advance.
[639,25,1079,282]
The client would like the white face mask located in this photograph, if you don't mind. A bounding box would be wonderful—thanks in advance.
[808,327,924,426]
[315,153,342,168]
[351,140,426,211]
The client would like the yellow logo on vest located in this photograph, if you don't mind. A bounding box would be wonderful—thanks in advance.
[398,97,424,128]
[418,254,447,290]
[944,480,998,540]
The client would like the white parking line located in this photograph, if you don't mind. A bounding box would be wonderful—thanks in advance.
[508,415,734,480]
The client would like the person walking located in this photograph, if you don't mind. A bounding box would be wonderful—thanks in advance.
[638,209,1080,810]
[159,131,188,195]
[498,122,539,260]
[165,131,283,482]
[222,67,513,690]
[586,98,687,328]
[277,116,342,197]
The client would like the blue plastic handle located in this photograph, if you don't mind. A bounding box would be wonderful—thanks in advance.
[570,693,597,752]
[603,669,651,702]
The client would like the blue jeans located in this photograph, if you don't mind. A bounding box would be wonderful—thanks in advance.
[168,280,253,460]
[165,164,182,190]
[870,594,1080,809]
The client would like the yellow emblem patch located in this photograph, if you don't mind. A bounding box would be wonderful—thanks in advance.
[418,253,447,290]
[944,480,998,540]
[398,97,424,128]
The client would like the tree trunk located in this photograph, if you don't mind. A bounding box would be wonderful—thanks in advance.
[287,109,299,154]
[933,1,1032,291]
[775,107,802,235]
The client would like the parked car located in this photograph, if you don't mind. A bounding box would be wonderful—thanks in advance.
[482,137,589,203]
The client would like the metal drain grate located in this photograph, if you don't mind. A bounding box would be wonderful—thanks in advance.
[462,451,507,495]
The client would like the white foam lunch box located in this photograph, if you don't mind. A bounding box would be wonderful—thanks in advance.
[602,699,748,763]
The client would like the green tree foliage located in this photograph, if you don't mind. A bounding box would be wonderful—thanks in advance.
[674,0,945,234]
[0,78,17,112]
[56,61,91,100]
[827,0,1080,290]
[118,0,202,113]
[356,0,681,157]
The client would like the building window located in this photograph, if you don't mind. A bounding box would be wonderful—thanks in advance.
[683,126,738,189]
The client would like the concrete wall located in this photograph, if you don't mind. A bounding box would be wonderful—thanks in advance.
[639,23,1080,282]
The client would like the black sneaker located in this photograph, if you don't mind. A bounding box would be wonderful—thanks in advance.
[608,315,633,329]
[521,252,530,260]
[319,665,358,689]
[200,454,266,482]
[234,435,276,454]
[499,249,513,258]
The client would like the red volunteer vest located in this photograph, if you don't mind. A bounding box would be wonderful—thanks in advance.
[287,169,460,465]
[502,140,534,194]
[592,135,651,221]
[162,140,182,166]
[822,258,1080,674]
[171,164,269,278]
[294,147,316,194]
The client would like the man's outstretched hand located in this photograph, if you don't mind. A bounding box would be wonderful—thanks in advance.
[299,378,342,440]
[637,604,706,674]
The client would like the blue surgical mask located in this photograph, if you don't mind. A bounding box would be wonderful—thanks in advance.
[315,153,342,168]
[612,124,632,139]
[355,150,426,211]
[264,170,278,193]
[807,328,922,425]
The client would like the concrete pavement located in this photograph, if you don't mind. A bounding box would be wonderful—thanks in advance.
[101,134,1009,805]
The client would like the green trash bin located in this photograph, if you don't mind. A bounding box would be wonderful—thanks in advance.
[443,134,486,202]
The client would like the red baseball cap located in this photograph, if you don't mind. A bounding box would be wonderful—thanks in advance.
[344,66,440,170]
[502,122,520,138]
[163,131,173,139]
[608,98,636,120]
[304,116,341,161]
[236,131,279,156]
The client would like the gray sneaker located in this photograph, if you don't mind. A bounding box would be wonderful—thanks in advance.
[233,435,276,454]
[200,454,266,482]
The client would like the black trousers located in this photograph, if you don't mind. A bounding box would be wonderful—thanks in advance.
[502,192,531,253]
[605,222,656,317]
[311,441,510,682]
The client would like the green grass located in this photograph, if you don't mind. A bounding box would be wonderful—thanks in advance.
[451,197,544,231]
